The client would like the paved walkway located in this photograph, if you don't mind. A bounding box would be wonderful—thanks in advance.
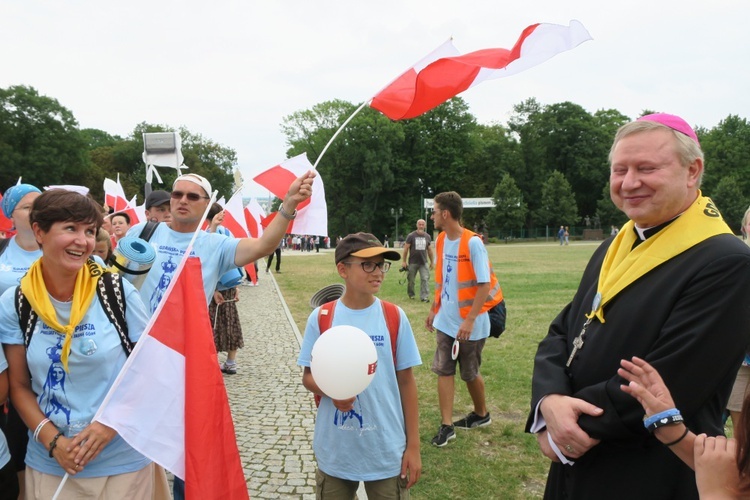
[224,273,317,499]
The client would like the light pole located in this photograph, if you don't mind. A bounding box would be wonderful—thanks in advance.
[390,207,402,246]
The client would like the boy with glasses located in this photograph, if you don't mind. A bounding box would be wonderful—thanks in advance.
[298,232,422,498]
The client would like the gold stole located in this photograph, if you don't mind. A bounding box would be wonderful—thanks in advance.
[589,194,731,323]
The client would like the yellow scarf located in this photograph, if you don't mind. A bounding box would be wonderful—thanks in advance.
[20,259,104,371]
[588,193,731,323]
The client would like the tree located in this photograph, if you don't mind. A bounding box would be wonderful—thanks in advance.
[488,173,527,237]
[0,85,88,189]
[535,170,578,227]
[711,175,748,233]
[283,100,405,237]
[699,115,750,197]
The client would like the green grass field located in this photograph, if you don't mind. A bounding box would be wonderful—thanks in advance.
[274,241,600,499]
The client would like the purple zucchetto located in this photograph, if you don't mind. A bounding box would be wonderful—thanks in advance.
[637,113,700,146]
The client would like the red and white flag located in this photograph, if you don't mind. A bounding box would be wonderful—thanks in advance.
[253,153,328,236]
[95,258,248,500]
[219,190,250,239]
[244,198,266,239]
[370,20,592,120]
[103,177,142,225]
[103,176,130,213]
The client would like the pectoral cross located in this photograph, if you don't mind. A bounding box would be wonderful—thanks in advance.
[566,318,592,368]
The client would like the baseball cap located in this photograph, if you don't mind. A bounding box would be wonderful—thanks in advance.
[173,173,212,197]
[335,232,401,264]
[145,190,171,209]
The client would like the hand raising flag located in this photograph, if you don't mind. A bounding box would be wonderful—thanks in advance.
[370,20,592,120]
[253,153,328,236]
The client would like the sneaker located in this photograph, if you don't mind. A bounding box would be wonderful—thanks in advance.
[421,298,430,303]
[453,412,491,429]
[431,424,455,447]
[221,362,237,375]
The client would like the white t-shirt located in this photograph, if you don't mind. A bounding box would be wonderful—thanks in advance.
[297,299,422,481]
[433,235,491,340]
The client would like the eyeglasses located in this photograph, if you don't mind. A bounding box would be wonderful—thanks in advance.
[343,261,391,273]
[171,191,209,202]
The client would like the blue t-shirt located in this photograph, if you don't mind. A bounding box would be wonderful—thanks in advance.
[0,347,10,469]
[433,235,491,340]
[297,298,422,481]
[127,222,240,311]
[0,236,42,296]
[0,278,151,477]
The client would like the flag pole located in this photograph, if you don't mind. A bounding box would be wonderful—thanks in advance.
[311,100,369,171]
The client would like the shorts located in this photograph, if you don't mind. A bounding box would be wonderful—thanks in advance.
[315,469,408,499]
[728,365,750,412]
[431,330,485,382]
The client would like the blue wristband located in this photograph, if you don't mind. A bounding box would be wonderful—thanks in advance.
[643,408,680,429]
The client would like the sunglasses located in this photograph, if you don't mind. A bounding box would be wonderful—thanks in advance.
[171,191,209,202]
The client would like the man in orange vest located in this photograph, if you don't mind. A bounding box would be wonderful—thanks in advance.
[426,191,503,447]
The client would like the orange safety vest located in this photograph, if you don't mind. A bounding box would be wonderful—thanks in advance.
[433,229,503,318]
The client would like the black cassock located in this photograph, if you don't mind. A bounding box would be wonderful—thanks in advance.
[527,233,750,500]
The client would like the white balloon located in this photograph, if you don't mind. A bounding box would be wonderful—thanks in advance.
[311,325,378,400]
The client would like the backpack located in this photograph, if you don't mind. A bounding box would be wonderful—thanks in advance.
[488,299,507,338]
[15,268,133,356]
[314,299,400,406]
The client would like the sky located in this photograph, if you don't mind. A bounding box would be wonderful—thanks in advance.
[2,1,748,199]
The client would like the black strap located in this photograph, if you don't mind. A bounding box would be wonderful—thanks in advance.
[0,238,9,257]
[17,271,132,356]
[96,272,133,356]
[138,221,160,242]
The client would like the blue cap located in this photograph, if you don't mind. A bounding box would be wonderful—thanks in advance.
[2,184,42,218]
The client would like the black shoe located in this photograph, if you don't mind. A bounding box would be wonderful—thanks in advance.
[421,298,430,303]
[453,412,491,429]
[431,424,455,447]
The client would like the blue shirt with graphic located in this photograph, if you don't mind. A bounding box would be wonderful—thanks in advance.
[0,278,151,477]
[127,222,240,309]
[0,236,42,296]
[433,234,491,340]
[297,299,422,481]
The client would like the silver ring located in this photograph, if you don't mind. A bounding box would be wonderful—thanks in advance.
[564,444,574,454]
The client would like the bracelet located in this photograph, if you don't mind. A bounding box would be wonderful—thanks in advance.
[647,413,684,432]
[643,408,681,429]
[278,206,297,221]
[663,426,689,447]
[33,418,51,443]
[48,431,64,458]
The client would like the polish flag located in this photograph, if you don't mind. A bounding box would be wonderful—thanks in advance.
[0,194,11,233]
[253,153,328,236]
[95,258,248,499]
[244,198,266,239]
[219,190,250,239]
[370,20,592,120]
[103,176,131,213]
[243,199,265,284]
